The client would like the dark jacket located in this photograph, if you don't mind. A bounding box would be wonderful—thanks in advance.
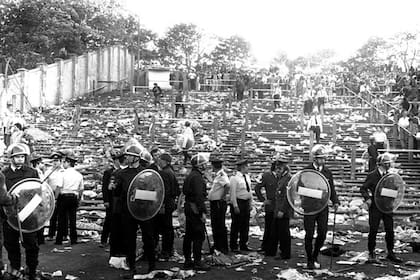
[255,171,278,212]
[152,86,162,97]
[159,165,180,212]
[102,167,114,204]
[114,166,143,213]
[273,168,293,218]
[304,163,339,205]
[0,172,16,206]
[183,167,207,215]
[2,165,39,190]
[368,144,378,172]
[360,168,382,210]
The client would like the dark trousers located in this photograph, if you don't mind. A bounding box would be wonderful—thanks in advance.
[273,100,280,109]
[56,194,78,243]
[122,213,155,270]
[310,126,321,143]
[175,104,185,118]
[304,208,328,261]
[230,199,250,250]
[261,211,274,251]
[48,206,59,238]
[101,206,112,244]
[37,227,45,244]
[110,212,124,256]
[183,208,205,263]
[153,211,174,254]
[183,150,191,164]
[3,222,39,274]
[266,217,291,257]
[368,207,394,253]
[210,200,228,252]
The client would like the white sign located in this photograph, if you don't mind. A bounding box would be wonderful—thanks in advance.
[381,188,398,198]
[18,194,42,222]
[135,190,157,201]
[297,187,323,199]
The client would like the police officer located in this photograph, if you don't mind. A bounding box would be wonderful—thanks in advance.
[255,155,280,253]
[100,150,124,247]
[265,154,293,259]
[114,145,155,276]
[56,150,83,245]
[154,153,180,259]
[182,154,210,271]
[230,158,253,253]
[208,152,230,254]
[46,151,64,241]
[360,153,403,263]
[304,145,339,269]
[2,143,40,280]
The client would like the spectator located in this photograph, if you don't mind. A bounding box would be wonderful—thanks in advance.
[272,85,281,109]
[152,83,162,107]
[307,109,322,144]
[367,135,378,172]
[410,113,420,158]
[182,121,194,165]
[303,88,313,115]
[10,123,25,145]
[2,104,15,146]
[398,110,410,149]
[175,91,186,118]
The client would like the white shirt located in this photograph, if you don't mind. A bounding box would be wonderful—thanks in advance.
[208,169,230,201]
[45,167,64,192]
[307,115,322,132]
[182,127,194,148]
[398,116,410,129]
[61,167,84,196]
[230,171,252,207]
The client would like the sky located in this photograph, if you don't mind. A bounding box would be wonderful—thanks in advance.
[124,0,420,66]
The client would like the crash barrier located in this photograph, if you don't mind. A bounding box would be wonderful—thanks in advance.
[0,45,134,114]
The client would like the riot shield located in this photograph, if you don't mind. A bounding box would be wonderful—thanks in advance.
[287,169,330,216]
[374,173,405,214]
[127,169,165,221]
[4,178,55,233]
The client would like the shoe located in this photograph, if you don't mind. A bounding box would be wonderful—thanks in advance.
[159,251,170,260]
[183,260,194,270]
[386,253,403,263]
[307,260,315,270]
[71,240,78,245]
[122,269,137,279]
[194,261,211,271]
[274,255,290,260]
[147,263,156,273]
[231,248,240,253]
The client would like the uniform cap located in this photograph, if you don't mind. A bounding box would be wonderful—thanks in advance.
[311,145,327,158]
[377,153,393,165]
[124,145,142,157]
[60,149,77,162]
[235,158,249,166]
[191,154,209,167]
[159,153,172,163]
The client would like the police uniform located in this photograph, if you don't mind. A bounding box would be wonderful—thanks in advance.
[2,163,39,278]
[208,166,230,253]
[182,163,207,268]
[114,165,156,272]
[265,167,293,258]
[101,166,114,245]
[109,166,125,258]
[360,161,402,262]
[154,159,180,257]
[229,160,253,252]
[255,169,278,252]
[303,162,339,267]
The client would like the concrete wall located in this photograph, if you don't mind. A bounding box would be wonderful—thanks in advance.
[0,46,133,114]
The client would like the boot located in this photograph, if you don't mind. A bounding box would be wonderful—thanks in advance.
[306,259,315,270]
[183,259,194,270]
[386,252,403,263]
[368,251,379,263]
[193,261,211,271]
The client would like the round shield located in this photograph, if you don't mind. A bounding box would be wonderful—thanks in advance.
[287,169,331,216]
[176,134,195,150]
[374,173,405,214]
[3,178,55,233]
[127,169,165,221]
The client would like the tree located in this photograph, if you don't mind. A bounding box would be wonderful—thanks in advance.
[341,36,388,76]
[388,31,420,72]
[157,23,201,70]
[208,35,251,72]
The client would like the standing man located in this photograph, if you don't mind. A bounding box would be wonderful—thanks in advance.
[2,104,15,146]
[208,152,230,254]
[46,151,64,241]
[230,159,253,253]
[114,145,155,276]
[265,155,293,259]
[182,154,210,271]
[155,153,180,259]
[152,83,162,107]
[303,146,339,269]
[55,150,83,245]
[367,135,378,172]
[100,150,123,247]
[2,143,39,280]
[181,121,194,165]
[255,155,280,253]
[360,153,403,263]
[175,91,186,118]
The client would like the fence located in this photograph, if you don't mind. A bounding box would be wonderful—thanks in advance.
[0,46,134,114]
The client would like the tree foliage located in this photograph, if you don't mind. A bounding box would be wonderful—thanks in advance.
[157,23,201,70]
[208,35,251,72]
[0,0,157,71]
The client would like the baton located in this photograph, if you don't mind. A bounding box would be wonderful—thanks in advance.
[203,222,214,254]
[330,207,337,270]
